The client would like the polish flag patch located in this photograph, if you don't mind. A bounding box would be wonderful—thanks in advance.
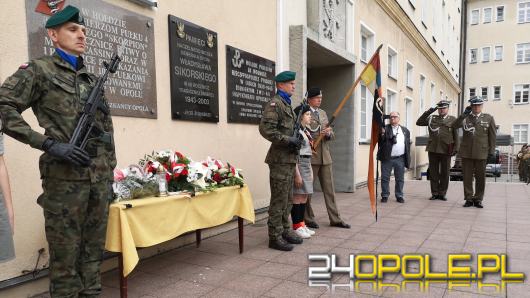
[19,63,29,69]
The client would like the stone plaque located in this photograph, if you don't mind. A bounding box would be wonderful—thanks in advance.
[226,45,275,124]
[168,15,219,122]
[25,0,157,118]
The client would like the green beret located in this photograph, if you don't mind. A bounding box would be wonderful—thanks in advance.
[274,71,296,82]
[45,5,85,29]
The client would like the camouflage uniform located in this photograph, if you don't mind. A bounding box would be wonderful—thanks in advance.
[259,94,297,240]
[0,53,116,297]
[516,146,529,182]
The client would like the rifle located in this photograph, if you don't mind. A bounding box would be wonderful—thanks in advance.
[69,53,121,149]
[289,99,309,153]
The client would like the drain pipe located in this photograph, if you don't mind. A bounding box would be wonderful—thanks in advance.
[458,0,467,112]
[276,0,284,72]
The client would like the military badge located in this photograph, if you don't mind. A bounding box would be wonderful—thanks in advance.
[35,0,65,15]
[207,32,215,48]
[176,22,185,38]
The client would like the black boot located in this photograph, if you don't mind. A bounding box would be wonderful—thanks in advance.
[463,201,473,207]
[282,230,303,244]
[438,195,447,201]
[474,201,484,208]
[429,195,438,200]
[269,238,294,251]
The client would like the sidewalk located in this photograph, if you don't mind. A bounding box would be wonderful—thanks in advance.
[100,181,530,297]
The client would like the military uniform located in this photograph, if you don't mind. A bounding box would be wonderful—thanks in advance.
[259,71,302,251]
[416,101,459,200]
[451,97,496,206]
[0,6,115,297]
[516,145,529,182]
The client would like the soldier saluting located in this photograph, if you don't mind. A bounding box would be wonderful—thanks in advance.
[451,96,496,208]
[259,71,303,251]
[0,6,116,296]
[416,100,459,201]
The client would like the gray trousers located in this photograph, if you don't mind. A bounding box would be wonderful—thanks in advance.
[381,156,405,199]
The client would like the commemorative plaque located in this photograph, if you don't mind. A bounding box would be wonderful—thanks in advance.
[226,45,275,124]
[168,15,219,122]
[25,0,158,118]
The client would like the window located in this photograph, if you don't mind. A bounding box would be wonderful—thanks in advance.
[470,48,477,63]
[419,76,426,134]
[405,98,413,130]
[360,84,372,141]
[406,62,414,89]
[496,6,505,22]
[470,9,479,25]
[493,86,501,100]
[483,7,492,23]
[518,1,530,23]
[360,24,375,63]
[387,46,398,79]
[386,89,397,113]
[495,46,503,61]
[513,124,529,144]
[482,47,491,62]
[430,82,436,106]
[481,87,488,100]
[469,87,476,98]
[516,43,530,63]
[514,84,530,104]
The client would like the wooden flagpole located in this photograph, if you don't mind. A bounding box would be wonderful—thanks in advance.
[312,44,383,152]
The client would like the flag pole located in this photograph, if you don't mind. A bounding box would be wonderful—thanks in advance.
[312,44,383,151]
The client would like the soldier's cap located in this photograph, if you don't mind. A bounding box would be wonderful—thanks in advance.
[468,96,484,105]
[294,103,311,117]
[307,87,322,98]
[274,71,296,82]
[45,5,85,29]
[436,100,450,108]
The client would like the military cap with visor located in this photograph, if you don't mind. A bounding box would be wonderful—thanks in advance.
[274,71,296,82]
[468,96,484,105]
[436,100,451,109]
[45,5,85,28]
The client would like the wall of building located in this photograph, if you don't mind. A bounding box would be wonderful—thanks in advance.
[0,0,276,283]
[465,0,530,143]
[353,0,461,185]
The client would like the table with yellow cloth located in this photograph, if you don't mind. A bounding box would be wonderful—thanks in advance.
[105,185,255,278]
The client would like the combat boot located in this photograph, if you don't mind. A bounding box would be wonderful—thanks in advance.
[282,229,303,244]
[269,238,294,251]
[463,201,473,207]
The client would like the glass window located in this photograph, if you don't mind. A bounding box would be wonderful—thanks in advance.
[471,9,479,25]
[483,8,492,23]
[495,46,503,61]
[516,43,530,63]
[482,47,490,62]
[469,87,476,98]
[514,84,530,104]
[496,6,505,21]
[386,89,397,113]
[406,62,414,89]
[388,47,398,79]
[493,86,501,100]
[405,98,413,130]
[481,87,488,100]
[518,1,530,23]
[513,124,529,144]
[470,48,477,63]
[360,25,375,63]
[360,84,372,141]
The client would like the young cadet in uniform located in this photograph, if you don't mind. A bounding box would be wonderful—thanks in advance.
[0,6,116,296]
[259,71,303,251]
[451,96,496,208]
[416,100,459,201]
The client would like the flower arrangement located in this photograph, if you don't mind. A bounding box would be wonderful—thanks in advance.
[112,150,244,202]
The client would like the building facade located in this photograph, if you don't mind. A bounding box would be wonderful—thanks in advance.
[464,0,530,147]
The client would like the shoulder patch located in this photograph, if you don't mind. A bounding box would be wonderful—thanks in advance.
[270,102,276,106]
[19,63,30,69]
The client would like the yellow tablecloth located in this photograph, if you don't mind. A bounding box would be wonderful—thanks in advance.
[105,185,255,276]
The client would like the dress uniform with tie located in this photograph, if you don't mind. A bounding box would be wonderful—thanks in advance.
[451,96,496,208]
[416,100,459,201]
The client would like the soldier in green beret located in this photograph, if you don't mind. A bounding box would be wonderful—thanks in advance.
[416,100,459,201]
[451,97,496,208]
[0,5,116,296]
[259,70,304,251]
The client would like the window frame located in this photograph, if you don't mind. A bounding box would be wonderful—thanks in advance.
[470,9,480,25]
[482,46,491,62]
[360,22,376,64]
[495,45,503,61]
[481,86,489,100]
[483,7,493,23]
[359,83,372,142]
[516,43,530,64]
[493,86,502,101]
[514,83,530,104]
[404,97,414,130]
[386,88,398,114]
[512,124,529,144]
[405,61,414,89]
[518,1,530,24]
[469,87,476,99]
[469,48,478,64]
[387,45,398,80]
[496,5,505,22]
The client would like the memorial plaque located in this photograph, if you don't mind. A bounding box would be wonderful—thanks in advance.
[168,15,219,122]
[226,45,275,124]
[25,0,157,118]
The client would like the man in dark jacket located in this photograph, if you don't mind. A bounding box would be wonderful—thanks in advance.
[377,111,411,203]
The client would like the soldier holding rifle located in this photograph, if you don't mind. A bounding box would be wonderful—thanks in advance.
[0,6,116,296]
